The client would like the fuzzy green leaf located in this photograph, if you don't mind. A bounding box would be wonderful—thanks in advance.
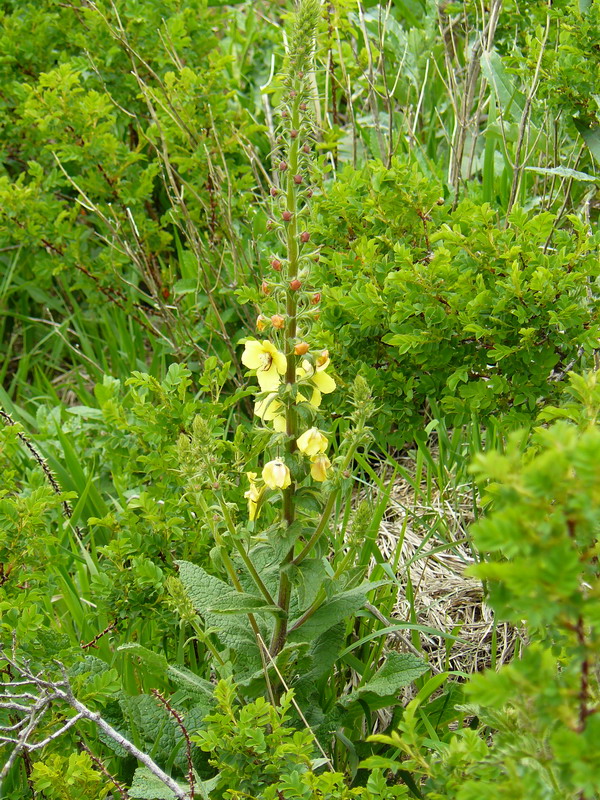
[345,652,429,703]
[128,767,187,800]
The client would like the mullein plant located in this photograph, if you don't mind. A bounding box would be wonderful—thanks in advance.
[176,0,377,707]
[239,0,373,660]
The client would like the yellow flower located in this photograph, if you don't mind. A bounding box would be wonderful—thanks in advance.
[255,388,322,432]
[310,453,331,482]
[244,472,264,521]
[242,340,287,392]
[254,393,287,432]
[298,350,336,395]
[296,427,328,456]
[262,459,291,489]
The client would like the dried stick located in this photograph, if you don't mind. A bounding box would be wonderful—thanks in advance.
[0,655,191,800]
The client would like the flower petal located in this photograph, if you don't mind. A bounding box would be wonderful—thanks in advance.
[311,370,336,394]
[255,394,282,420]
[257,365,281,392]
[263,460,291,489]
[273,414,287,433]
[272,349,288,375]
[310,454,331,482]
[242,340,265,370]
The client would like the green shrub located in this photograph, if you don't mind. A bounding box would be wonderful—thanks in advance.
[312,159,600,446]
[193,679,407,800]
[366,371,600,799]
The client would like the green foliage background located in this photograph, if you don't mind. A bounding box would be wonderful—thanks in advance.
[1,0,600,798]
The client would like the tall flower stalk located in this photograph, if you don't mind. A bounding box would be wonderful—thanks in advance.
[242,0,331,658]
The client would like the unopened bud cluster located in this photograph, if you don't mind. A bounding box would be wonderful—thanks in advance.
[241,0,335,513]
[255,66,321,344]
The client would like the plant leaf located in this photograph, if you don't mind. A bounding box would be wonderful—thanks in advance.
[344,652,429,703]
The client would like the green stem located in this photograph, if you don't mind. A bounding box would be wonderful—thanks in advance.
[269,86,302,658]
[217,495,276,607]
[292,441,360,566]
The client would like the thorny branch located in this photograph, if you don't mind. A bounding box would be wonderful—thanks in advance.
[0,652,191,799]
[0,409,83,541]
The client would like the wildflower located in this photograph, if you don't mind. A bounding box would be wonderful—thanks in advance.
[263,459,291,489]
[298,350,336,394]
[310,453,331,482]
[256,315,268,332]
[296,427,328,456]
[255,387,321,432]
[254,393,287,432]
[244,472,264,521]
[242,340,287,392]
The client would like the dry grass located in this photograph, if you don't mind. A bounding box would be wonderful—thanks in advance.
[376,451,524,677]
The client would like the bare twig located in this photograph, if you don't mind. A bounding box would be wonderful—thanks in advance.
[0,654,191,800]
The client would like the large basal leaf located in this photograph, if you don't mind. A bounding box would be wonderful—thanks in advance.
[287,584,374,642]
[343,652,429,704]
[128,767,188,800]
[166,664,214,700]
[118,643,169,672]
[176,560,262,659]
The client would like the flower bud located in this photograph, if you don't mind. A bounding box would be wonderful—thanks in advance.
[306,188,313,198]
[282,210,292,222]
[262,459,291,489]
[279,161,288,171]
[261,280,270,295]
[310,454,331,482]
[300,231,310,243]
[302,143,311,154]
[290,90,297,99]
[256,314,267,332]
[270,186,278,197]
[294,341,309,356]
[282,109,288,119]
[300,102,307,111]
[290,129,298,139]
[311,292,321,304]
[316,350,329,368]
[271,258,282,271]
[297,427,328,456]
[294,174,303,185]
[271,314,285,329]
[290,279,302,291]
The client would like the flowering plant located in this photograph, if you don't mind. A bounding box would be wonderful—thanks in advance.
[175,0,383,700]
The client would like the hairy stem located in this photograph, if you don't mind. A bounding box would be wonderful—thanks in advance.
[270,87,302,658]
